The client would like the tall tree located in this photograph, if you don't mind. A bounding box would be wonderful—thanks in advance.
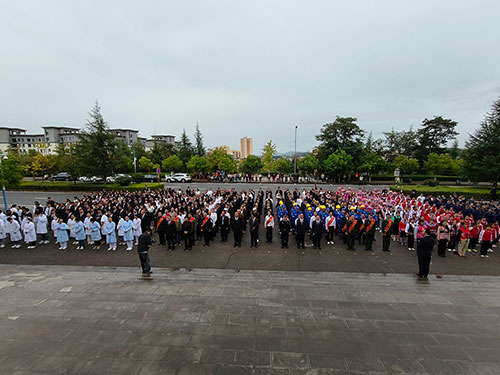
[0,150,24,188]
[77,101,116,178]
[463,97,500,185]
[324,149,353,179]
[261,140,277,172]
[416,116,458,162]
[297,153,319,176]
[316,117,365,164]
[383,127,418,161]
[194,123,205,157]
[176,129,194,166]
[240,155,262,174]
[149,141,175,165]
[187,155,210,173]
[162,155,183,173]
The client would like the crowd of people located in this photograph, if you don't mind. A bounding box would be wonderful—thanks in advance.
[0,186,498,261]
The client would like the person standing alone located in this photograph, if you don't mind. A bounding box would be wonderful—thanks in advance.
[138,229,153,276]
[417,229,435,281]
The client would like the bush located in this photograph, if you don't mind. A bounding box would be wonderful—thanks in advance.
[390,185,491,200]
[132,173,145,183]
[16,181,164,192]
[423,179,440,187]
[115,176,132,186]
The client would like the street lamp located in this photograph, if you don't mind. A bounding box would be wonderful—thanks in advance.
[0,155,8,210]
[294,125,298,175]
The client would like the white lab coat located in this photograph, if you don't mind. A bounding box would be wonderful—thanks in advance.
[23,221,36,243]
[133,218,142,237]
[67,218,76,238]
[35,214,48,234]
[8,220,22,242]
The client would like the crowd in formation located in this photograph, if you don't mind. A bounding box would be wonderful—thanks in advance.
[0,186,499,259]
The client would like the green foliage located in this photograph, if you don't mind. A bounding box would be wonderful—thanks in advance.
[383,127,418,161]
[390,185,491,200]
[0,151,24,188]
[423,153,462,176]
[463,96,500,184]
[207,147,236,173]
[54,144,80,177]
[416,116,458,162]
[132,173,145,183]
[217,157,236,173]
[194,123,205,157]
[31,153,55,177]
[77,102,117,178]
[162,155,183,173]
[240,155,263,174]
[113,141,133,173]
[423,179,440,187]
[138,156,154,172]
[187,155,210,173]
[176,129,194,166]
[274,158,292,174]
[261,140,277,172]
[316,117,364,164]
[149,141,175,165]
[297,153,319,175]
[324,149,353,177]
[392,155,420,175]
[115,175,132,186]
[131,140,147,161]
[16,181,163,192]
[358,151,386,175]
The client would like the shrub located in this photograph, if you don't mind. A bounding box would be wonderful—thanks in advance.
[115,176,132,186]
[132,173,145,183]
[423,179,440,187]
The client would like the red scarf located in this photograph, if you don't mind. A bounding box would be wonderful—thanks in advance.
[383,219,392,235]
[266,216,273,226]
[365,219,375,233]
[156,216,165,230]
[347,220,357,234]
[201,217,209,231]
[327,217,335,227]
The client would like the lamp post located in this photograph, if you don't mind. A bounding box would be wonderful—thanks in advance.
[0,155,8,210]
[294,125,298,175]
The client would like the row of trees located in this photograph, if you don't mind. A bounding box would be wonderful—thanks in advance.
[2,97,499,187]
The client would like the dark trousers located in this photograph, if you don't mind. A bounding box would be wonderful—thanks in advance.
[250,232,258,247]
[326,229,334,242]
[183,233,191,250]
[382,235,391,251]
[266,227,273,243]
[296,233,305,249]
[438,239,448,256]
[175,232,181,245]
[139,252,151,274]
[469,237,478,250]
[158,231,166,245]
[365,233,374,250]
[418,255,431,278]
[313,234,321,249]
[280,233,289,248]
[408,235,415,249]
[203,231,210,246]
[233,231,242,247]
[166,235,175,250]
[220,228,229,242]
[347,234,356,249]
[481,240,491,256]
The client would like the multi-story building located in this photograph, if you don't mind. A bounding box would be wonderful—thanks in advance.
[0,125,174,154]
[240,137,253,158]
[217,145,242,159]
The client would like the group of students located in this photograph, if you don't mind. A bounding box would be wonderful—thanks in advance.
[0,186,498,259]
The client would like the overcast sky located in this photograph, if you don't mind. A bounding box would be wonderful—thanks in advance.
[1,1,500,153]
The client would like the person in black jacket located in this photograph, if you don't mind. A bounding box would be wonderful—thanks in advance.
[137,229,153,276]
[295,213,308,250]
[279,215,291,249]
[311,215,323,249]
[220,210,230,242]
[231,211,244,248]
[200,212,212,247]
[165,215,177,250]
[417,229,435,280]
[249,212,260,248]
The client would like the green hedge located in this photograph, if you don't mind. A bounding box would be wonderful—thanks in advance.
[390,185,491,200]
[15,181,164,192]
[372,174,461,182]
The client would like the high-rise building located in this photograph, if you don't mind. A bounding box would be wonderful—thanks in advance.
[240,137,253,158]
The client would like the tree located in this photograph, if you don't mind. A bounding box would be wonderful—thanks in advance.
[218,157,236,173]
[176,129,194,166]
[274,158,292,174]
[131,140,147,162]
[194,123,205,157]
[423,153,461,176]
[297,153,319,175]
[240,155,262,174]
[358,152,387,175]
[31,153,55,178]
[392,155,419,175]
[323,149,353,178]
[77,101,117,178]
[383,127,418,161]
[316,116,365,164]
[138,156,154,172]
[207,147,235,172]
[149,141,175,165]
[0,151,24,188]
[54,144,80,177]
[463,96,500,185]
[187,155,210,173]
[448,139,461,159]
[113,141,133,173]
[162,155,183,173]
[261,140,277,172]
[416,116,458,162]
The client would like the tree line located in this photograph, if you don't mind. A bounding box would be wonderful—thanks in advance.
[1,97,499,187]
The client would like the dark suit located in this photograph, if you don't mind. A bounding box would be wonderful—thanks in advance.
[417,235,435,278]
[295,219,308,249]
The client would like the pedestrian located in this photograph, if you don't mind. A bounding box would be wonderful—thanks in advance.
[74,217,86,250]
[364,213,376,251]
[231,211,244,248]
[264,209,274,243]
[344,214,358,251]
[457,219,470,258]
[55,218,69,250]
[34,211,49,245]
[325,211,336,245]
[249,212,260,248]
[295,213,308,251]
[382,213,393,252]
[182,215,192,251]
[122,216,134,251]
[220,210,230,242]
[311,215,323,249]
[105,216,117,251]
[417,228,434,281]
[279,214,291,249]
[137,229,153,276]
[23,217,37,249]
[201,212,212,247]
[133,214,142,246]
[7,217,22,248]
[90,217,101,249]
[437,221,450,257]
[479,223,494,258]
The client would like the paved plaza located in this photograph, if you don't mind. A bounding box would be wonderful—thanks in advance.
[1,264,500,374]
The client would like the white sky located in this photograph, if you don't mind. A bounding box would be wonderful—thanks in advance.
[1,0,500,153]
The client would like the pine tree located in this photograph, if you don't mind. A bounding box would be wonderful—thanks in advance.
[194,123,205,157]
[176,128,194,166]
[77,101,116,177]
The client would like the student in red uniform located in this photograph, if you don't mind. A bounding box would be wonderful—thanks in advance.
[469,220,481,253]
[479,224,494,258]
[457,219,470,258]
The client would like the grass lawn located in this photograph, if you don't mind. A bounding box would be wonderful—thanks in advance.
[390,184,492,199]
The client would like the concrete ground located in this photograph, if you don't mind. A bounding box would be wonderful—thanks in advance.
[1,264,500,374]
